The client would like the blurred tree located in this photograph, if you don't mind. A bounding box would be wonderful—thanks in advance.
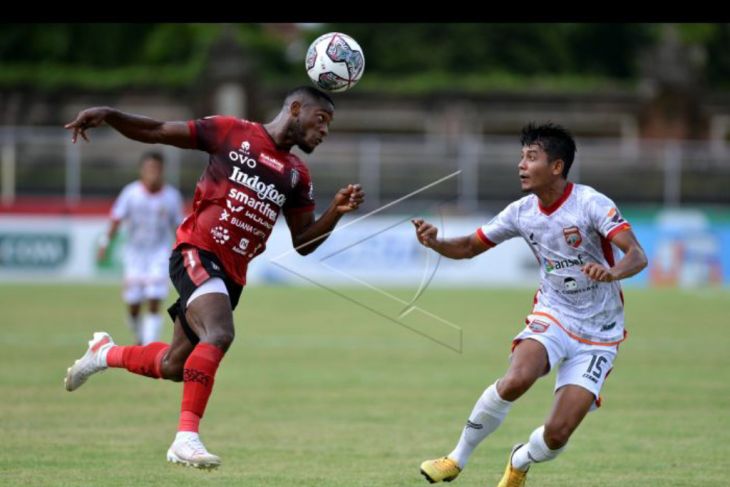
[320,23,657,80]
[0,23,725,92]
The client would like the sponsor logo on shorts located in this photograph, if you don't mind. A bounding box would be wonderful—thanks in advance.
[528,319,550,333]
[601,321,616,331]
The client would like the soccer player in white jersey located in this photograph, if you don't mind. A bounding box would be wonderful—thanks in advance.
[98,152,184,345]
[415,123,647,486]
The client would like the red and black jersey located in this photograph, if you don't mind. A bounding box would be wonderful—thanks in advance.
[175,116,315,285]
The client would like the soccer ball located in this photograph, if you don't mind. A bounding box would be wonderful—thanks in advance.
[305,32,365,93]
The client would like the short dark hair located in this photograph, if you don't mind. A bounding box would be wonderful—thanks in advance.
[520,122,576,178]
[140,151,164,165]
[284,86,335,109]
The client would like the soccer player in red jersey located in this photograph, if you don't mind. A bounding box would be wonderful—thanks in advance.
[63,86,364,469]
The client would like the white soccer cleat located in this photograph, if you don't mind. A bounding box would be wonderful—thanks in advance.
[166,432,221,470]
[64,332,114,392]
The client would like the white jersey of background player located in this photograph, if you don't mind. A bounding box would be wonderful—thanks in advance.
[414,123,647,487]
[98,152,184,345]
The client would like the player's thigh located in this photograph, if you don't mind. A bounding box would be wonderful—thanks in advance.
[498,340,551,400]
[507,321,569,380]
[555,344,617,405]
[185,292,235,343]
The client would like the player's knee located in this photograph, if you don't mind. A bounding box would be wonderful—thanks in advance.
[160,360,184,382]
[543,420,573,449]
[497,374,533,400]
[205,328,235,352]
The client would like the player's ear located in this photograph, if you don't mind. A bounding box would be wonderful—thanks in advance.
[551,159,564,176]
[289,100,302,117]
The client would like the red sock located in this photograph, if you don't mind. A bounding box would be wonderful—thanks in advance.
[106,342,169,379]
[178,343,225,433]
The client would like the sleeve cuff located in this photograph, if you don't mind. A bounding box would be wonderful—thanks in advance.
[187,120,198,149]
[606,222,631,241]
[476,227,496,247]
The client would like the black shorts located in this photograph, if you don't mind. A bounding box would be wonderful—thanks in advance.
[167,244,243,345]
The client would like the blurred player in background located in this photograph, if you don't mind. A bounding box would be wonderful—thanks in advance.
[415,123,647,486]
[63,86,364,470]
[97,151,184,345]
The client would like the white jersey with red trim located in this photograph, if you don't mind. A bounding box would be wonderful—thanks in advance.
[111,181,184,251]
[477,182,631,345]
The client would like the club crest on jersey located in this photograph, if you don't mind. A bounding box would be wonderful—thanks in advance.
[290,168,300,188]
[563,226,582,248]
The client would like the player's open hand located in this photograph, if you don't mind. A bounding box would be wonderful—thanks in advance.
[581,262,616,282]
[64,107,111,143]
[96,245,108,263]
[412,219,438,248]
[333,184,365,214]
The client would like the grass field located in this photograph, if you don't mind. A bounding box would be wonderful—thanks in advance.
[1,284,729,486]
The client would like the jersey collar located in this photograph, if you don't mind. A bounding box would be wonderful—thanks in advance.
[538,182,573,215]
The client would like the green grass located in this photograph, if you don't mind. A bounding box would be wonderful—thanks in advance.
[1,284,728,486]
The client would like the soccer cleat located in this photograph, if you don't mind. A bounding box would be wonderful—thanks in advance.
[496,444,529,487]
[420,456,461,483]
[167,432,221,470]
[64,332,115,392]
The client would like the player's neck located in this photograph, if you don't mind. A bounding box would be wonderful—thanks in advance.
[262,120,294,152]
[534,179,569,208]
[142,181,162,193]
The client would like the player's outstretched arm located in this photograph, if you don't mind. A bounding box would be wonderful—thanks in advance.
[581,228,648,282]
[96,219,121,262]
[285,184,365,256]
[64,107,195,149]
[412,219,489,259]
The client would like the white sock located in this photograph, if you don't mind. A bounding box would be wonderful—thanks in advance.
[140,313,163,345]
[448,382,513,468]
[127,314,141,342]
[511,425,565,472]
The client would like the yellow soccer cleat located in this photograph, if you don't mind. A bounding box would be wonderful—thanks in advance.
[420,456,461,483]
[496,444,528,487]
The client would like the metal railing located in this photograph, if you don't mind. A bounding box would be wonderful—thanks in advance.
[1,127,728,212]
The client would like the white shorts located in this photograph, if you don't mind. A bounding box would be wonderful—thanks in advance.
[512,315,619,407]
[122,246,171,304]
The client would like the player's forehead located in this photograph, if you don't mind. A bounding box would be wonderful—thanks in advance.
[141,157,162,166]
[305,101,334,119]
[521,143,546,156]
